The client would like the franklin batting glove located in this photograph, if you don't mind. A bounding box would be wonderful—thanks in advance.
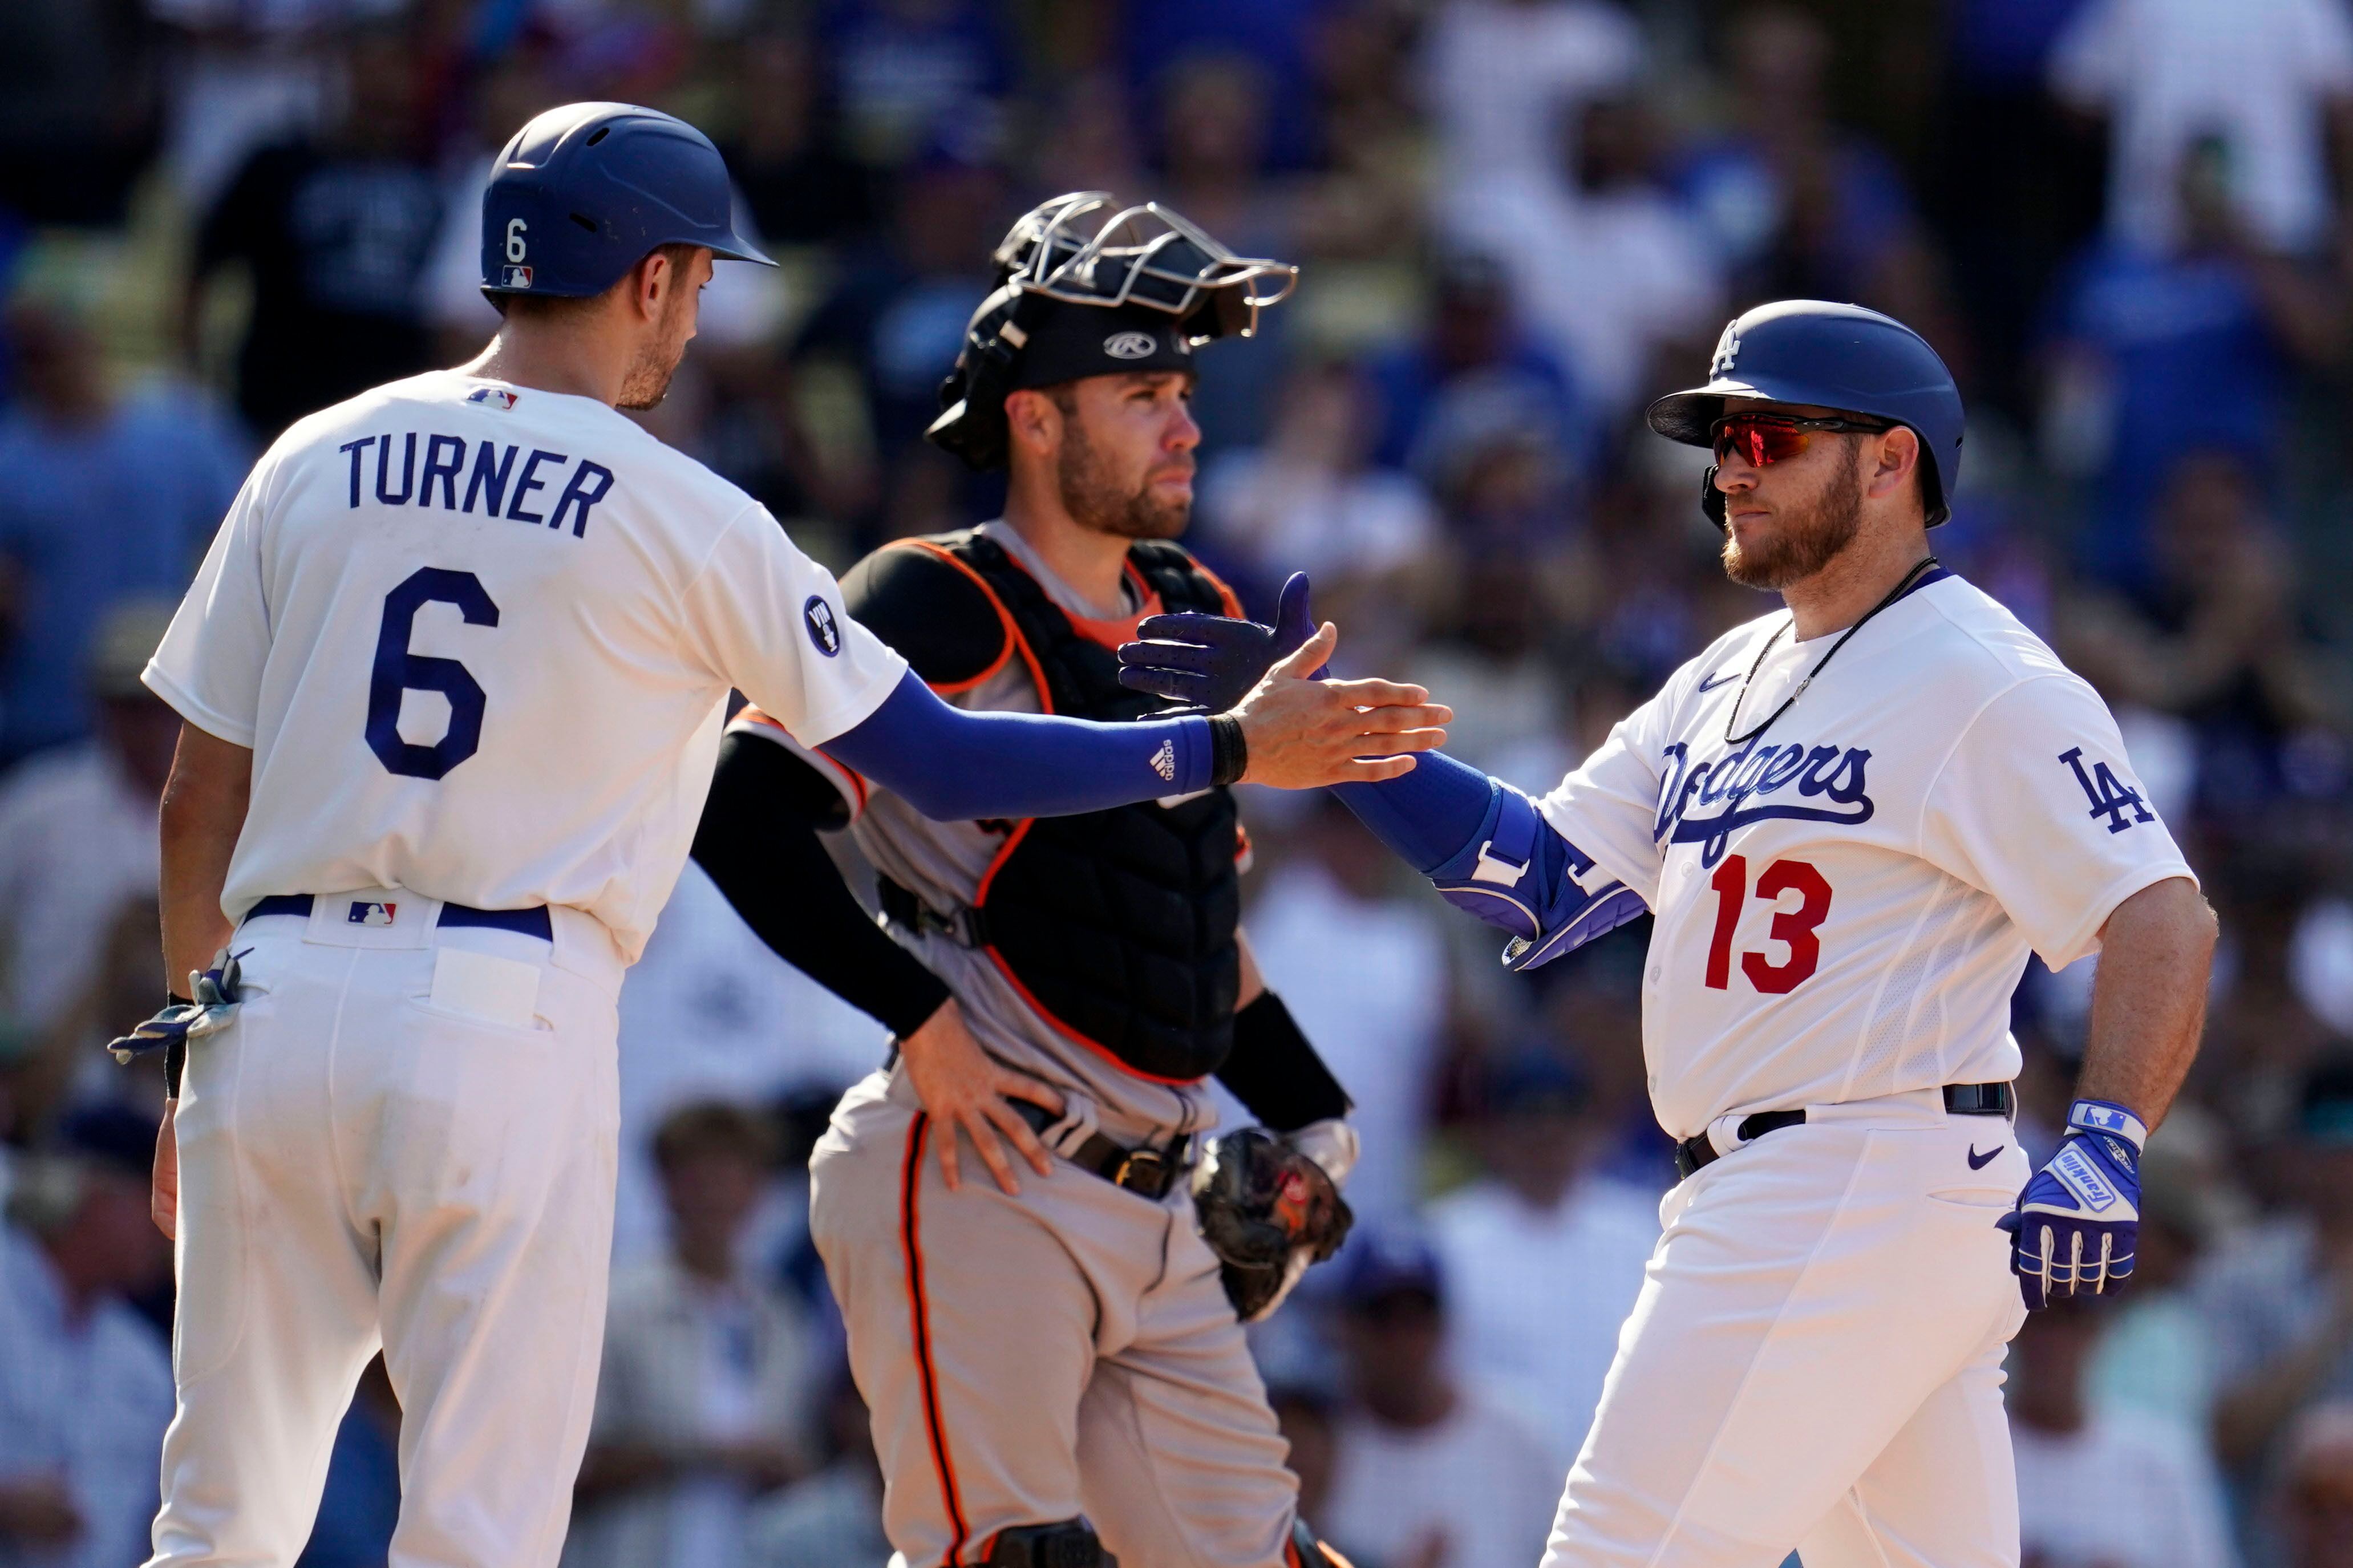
[1116,572,1321,713]
[107,949,247,1066]
[1999,1098,2144,1309]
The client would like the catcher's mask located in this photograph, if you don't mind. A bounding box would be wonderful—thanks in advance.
[925,192,1298,472]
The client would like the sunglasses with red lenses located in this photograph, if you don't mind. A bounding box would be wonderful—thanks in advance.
[1711,412,1892,468]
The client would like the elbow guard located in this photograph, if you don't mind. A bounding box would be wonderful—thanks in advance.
[1427,784,1649,973]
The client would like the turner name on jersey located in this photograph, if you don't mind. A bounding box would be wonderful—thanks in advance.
[1536,573,2193,1140]
[335,430,615,538]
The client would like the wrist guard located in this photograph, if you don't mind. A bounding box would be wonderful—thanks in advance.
[1426,783,1649,970]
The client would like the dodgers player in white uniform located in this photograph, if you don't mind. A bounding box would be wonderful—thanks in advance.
[1121,301,2218,1568]
[111,104,1448,1568]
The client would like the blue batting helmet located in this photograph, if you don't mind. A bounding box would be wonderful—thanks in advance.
[1647,299,1963,528]
[480,102,773,299]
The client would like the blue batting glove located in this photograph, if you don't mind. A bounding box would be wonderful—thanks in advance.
[1116,572,1322,713]
[1998,1099,2144,1309]
[107,950,246,1064]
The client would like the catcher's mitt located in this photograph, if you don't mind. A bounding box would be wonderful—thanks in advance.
[1190,1128,1354,1322]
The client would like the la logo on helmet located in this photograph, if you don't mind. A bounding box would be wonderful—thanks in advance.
[1710,321,1741,379]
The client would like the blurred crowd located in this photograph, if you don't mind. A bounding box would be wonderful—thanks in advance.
[6,1,2353,1566]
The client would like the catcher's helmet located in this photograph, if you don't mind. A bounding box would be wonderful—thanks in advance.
[925,192,1298,471]
[480,102,773,299]
[1647,299,1963,529]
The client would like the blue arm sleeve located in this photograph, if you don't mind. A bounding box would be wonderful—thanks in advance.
[1330,752,1500,872]
[1332,755,1648,971]
[825,670,1213,820]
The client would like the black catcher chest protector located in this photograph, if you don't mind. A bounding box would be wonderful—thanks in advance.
[902,531,1242,1083]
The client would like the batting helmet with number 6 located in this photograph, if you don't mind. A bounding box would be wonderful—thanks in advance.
[480,102,773,299]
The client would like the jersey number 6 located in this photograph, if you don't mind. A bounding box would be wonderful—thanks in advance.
[366,567,500,780]
[1704,854,1832,994]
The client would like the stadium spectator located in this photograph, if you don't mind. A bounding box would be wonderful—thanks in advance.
[1322,1230,1565,1568]
[720,26,879,251]
[2008,1295,2237,1568]
[608,864,883,1271]
[1267,1383,1340,1525]
[1447,91,1721,426]
[1152,51,1298,457]
[1674,5,1955,358]
[2056,449,2338,825]
[145,0,373,212]
[0,1107,174,1568]
[1195,357,1437,637]
[745,1370,890,1568]
[1933,0,2104,416]
[2050,0,2353,258]
[2278,1402,2353,1568]
[187,21,444,439]
[1359,253,1582,481]
[0,296,244,765]
[0,0,164,226]
[788,130,1007,537]
[2039,153,2347,592]
[0,602,176,1039]
[1121,0,1324,173]
[1407,560,1581,785]
[2205,1059,2353,1473]
[816,0,1014,171]
[1419,0,1645,189]
[1245,797,1449,1229]
[566,1103,823,1568]
[2083,1140,2233,1436]
[1426,1050,1659,1458]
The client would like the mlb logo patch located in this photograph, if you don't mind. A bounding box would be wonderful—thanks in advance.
[502,265,534,289]
[465,387,519,410]
[347,901,398,927]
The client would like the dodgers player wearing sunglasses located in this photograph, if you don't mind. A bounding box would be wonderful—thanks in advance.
[1121,299,2217,1568]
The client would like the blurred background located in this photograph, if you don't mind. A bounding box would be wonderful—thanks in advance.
[5,1,2353,1566]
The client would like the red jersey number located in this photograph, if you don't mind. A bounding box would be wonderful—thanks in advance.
[1703,854,1833,994]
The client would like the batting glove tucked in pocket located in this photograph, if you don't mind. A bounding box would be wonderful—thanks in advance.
[107,949,249,1102]
[1999,1098,2144,1309]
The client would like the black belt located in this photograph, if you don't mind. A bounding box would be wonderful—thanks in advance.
[877,875,989,950]
[1673,1081,2015,1181]
[244,893,553,942]
[1012,1100,1192,1200]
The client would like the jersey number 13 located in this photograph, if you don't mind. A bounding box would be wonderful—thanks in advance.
[366,567,499,780]
[1703,854,1832,994]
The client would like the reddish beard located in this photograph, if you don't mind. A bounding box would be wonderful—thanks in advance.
[1720,438,1864,590]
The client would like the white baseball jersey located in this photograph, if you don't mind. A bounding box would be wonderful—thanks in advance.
[1538,570,2193,1140]
[145,370,906,961]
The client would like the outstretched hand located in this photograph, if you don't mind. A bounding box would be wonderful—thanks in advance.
[1230,623,1451,788]
[1118,572,1322,712]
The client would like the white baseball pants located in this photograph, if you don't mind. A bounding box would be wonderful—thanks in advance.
[1544,1089,2032,1568]
[145,892,625,1568]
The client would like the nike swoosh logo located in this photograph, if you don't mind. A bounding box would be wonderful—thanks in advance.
[1967,1144,2004,1170]
[1696,670,1738,692]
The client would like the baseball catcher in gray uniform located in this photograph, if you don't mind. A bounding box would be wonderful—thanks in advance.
[692,194,1362,1568]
